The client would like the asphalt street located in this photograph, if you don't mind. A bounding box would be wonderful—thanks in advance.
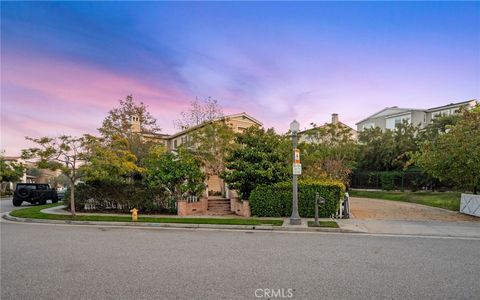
[1,218,479,300]
[0,197,36,213]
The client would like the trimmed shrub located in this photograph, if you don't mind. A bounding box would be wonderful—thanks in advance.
[379,171,402,191]
[249,180,345,217]
[65,181,176,214]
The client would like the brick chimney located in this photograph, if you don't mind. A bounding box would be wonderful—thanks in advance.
[331,113,339,125]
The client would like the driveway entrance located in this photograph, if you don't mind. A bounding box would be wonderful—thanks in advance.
[349,197,479,222]
[336,197,480,237]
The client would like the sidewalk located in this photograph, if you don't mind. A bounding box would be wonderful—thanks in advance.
[337,218,480,238]
[6,205,479,238]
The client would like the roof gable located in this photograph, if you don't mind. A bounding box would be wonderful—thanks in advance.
[356,107,417,124]
[167,112,262,139]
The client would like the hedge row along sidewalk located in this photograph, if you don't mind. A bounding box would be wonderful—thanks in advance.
[249,180,345,218]
[10,203,284,226]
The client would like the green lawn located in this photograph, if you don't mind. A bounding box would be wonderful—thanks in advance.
[307,221,339,228]
[349,190,461,211]
[10,203,284,226]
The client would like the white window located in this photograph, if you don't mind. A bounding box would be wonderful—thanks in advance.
[386,114,411,130]
[432,109,452,119]
[362,123,375,130]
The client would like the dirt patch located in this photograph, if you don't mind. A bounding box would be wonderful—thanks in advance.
[350,197,479,222]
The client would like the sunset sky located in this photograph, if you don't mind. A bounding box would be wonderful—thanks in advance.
[1,2,479,155]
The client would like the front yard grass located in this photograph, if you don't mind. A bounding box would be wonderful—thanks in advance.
[10,203,284,226]
[349,190,461,211]
[307,221,339,228]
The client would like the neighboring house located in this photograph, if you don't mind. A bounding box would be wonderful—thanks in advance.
[1,156,61,192]
[299,113,357,143]
[131,112,262,195]
[356,99,477,132]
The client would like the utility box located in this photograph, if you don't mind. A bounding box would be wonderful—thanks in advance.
[460,194,480,217]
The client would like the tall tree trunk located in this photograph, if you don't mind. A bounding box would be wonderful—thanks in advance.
[70,184,76,216]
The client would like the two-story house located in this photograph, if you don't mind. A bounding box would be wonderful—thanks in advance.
[131,112,262,195]
[356,99,477,132]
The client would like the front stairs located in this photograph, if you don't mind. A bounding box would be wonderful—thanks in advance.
[207,196,233,215]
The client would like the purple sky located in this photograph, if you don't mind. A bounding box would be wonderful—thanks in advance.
[1,2,479,155]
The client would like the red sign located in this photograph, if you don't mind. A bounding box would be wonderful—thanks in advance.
[294,149,300,164]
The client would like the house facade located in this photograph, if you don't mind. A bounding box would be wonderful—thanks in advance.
[356,99,477,132]
[132,112,262,195]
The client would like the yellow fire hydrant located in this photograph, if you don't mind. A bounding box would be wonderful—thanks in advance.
[130,208,138,222]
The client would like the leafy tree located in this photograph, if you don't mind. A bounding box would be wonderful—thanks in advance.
[0,152,25,183]
[81,134,144,183]
[393,121,420,169]
[99,94,160,137]
[98,95,160,161]
[301,123,358,184]
[49,173,71,189]
[22,135,88,216]
[357,127,395,171]
[143,146,205,199]
[189,122,236,194]
[357,121,419,171]
[414,105,480,193]
[174,97,223,130]
[419,114,460,142]
[222,127,289,200]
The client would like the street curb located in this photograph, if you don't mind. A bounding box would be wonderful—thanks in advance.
[2,213,355,233]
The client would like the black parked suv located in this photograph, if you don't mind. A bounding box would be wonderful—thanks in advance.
[13,183,59,207]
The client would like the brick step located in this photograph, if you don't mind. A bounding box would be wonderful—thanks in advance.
[207,207,232,210]
[207,207,231,211]
[208,199,230,203]
[206,211,235,216]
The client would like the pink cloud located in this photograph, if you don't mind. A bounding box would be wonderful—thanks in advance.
[1,53,197,154]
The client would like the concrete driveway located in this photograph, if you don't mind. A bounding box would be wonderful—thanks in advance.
[350,197,479,222]
[337,197,480,237]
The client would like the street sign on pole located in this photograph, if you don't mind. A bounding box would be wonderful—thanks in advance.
[290,120,301,225]
[293,163,302,175]
[293,148,301,175]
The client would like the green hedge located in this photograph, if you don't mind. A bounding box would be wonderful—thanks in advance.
[65,181,176,214]
[249,180,345,217]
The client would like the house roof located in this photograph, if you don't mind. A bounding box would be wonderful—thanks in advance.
[356,99,478,125]
[381,109,426,119]
[141,132,170,139]
[299,121,356,134]
[426,99,477,112]
[167,112,262,139]
[355,106,426,125]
